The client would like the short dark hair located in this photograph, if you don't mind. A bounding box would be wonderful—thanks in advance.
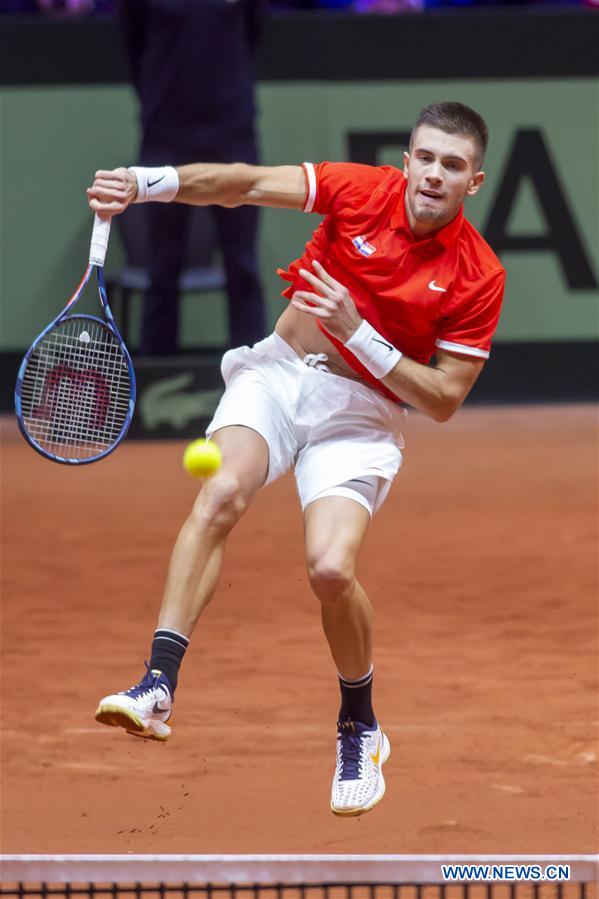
[411,101,489,169]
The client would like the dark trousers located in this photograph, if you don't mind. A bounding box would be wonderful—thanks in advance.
[139,134,266,355]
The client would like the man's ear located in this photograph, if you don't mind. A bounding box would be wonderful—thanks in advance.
[467,170,485,196]
[403,150,410,178]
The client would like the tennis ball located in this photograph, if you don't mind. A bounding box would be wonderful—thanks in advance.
[183,439,222,478]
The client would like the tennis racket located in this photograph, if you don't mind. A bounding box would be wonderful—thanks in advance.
[15,214,136,464]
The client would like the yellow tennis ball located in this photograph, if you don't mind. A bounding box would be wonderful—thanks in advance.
[183,439,222,478]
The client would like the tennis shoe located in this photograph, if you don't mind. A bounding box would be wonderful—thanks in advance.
[330,718,390,816]
[95,664,173,741]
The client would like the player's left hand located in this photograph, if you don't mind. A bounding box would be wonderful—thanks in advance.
[291,260,362,342]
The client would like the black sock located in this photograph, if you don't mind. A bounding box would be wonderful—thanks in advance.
[149,628,189,695]
[338,666,376,728]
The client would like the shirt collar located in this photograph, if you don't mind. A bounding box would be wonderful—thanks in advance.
[390,177,464,247]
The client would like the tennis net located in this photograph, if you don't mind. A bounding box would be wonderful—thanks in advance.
[1,856,596,899]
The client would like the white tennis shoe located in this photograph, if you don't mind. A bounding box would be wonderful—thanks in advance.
[330,719,390,816]
[95,665,173,741]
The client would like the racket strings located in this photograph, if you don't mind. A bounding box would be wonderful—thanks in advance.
[19,317,132,460]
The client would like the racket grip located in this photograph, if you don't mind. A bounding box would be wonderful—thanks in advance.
[89,214,112,267]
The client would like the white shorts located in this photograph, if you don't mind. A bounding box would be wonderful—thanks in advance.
[206,333,406,515]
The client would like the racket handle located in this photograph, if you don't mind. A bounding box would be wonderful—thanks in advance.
[89,214,112,267]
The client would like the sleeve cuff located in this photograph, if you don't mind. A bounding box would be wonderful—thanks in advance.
[302,162,316,213]
[435,339,490,359]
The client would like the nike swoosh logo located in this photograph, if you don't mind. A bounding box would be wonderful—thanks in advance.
[429,280,447,292]
[148,176,166,188]
[153,701,168,714]
[370,740,381,766]
[372,337,393,351]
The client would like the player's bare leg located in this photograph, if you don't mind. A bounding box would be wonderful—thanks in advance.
[95,424,268,740]
[158,424,269,635]
[304,494,391,815]
[304,496,373,679]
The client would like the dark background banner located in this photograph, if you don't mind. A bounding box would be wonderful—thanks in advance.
[1,11,598,84]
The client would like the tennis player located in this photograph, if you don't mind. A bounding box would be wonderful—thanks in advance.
[89,101,505,816]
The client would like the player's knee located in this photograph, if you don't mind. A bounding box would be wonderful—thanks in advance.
[307,552,355,601]
[192,472,248,533]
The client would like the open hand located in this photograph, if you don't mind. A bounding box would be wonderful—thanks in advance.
[290,260,362,342]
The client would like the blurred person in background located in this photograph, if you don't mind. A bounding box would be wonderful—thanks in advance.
[118,0,267,355]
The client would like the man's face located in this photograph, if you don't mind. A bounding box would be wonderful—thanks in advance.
[403,125,485,237]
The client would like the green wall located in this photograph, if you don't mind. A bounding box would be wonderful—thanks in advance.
[1,79,597,350]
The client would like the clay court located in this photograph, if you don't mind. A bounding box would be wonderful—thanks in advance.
[1,405,597,853]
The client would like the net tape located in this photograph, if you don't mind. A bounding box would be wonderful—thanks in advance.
[1,857,596,888]
[1,886,593,899]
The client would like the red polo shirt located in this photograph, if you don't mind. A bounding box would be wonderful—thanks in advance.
[277,161,505,399]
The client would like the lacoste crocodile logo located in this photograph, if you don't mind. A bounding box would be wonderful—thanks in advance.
[140,374,223,429]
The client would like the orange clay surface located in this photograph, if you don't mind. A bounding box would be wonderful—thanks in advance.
[1,405,597,853]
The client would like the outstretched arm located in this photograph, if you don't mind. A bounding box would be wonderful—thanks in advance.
[87,163,307,216]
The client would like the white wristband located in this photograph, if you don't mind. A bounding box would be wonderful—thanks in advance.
[128,165,179,203]
[344,319,403,379]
